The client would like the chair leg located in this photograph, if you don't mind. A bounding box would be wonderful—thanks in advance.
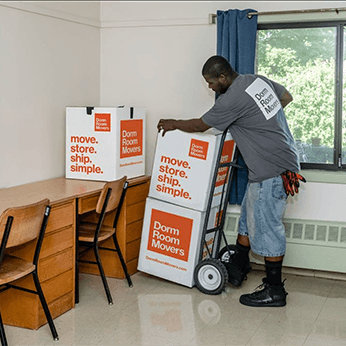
[32,272,59,341]
[94,245,113,305]
[0,312,8,346]
[112,234,133,288]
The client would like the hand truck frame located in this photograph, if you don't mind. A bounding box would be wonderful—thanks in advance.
[193,125,242,295]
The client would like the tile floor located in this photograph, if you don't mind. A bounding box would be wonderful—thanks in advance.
[4,268,346,346]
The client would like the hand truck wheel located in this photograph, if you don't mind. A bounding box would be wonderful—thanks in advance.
[194,258,228,295]
[217,244,237,263]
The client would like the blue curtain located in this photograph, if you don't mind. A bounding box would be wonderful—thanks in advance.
[216,9,258,205]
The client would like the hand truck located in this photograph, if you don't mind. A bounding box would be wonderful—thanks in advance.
[193,124,242,295]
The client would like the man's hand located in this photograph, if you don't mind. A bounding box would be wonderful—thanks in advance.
[157,118,211,137]
[281,171,306,196]
[157,119,177,137]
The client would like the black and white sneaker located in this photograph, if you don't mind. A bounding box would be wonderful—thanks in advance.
[218,245,251,287]
[239,278,288,307]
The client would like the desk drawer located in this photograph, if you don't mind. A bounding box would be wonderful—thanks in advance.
[40,226,74,260]
[126,219,143,244]
[46,202,74,234]
[126,201,146,225]
[42,270,73,303]
[38,248,73,282]
[78,193,99,214]
[126,181,150,206]
[38,291,74,328]
[126,238,141,262]
[5,270,74,328]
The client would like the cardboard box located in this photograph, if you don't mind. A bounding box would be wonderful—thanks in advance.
[66,106,146,181]
[137,197,222,288]
[148,129,235,211]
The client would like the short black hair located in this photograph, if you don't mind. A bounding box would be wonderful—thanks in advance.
[202,55,236,78]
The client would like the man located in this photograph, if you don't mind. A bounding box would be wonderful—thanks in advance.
[157,55,305,307]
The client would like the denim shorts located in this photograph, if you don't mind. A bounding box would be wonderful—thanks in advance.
[238,175,288,257]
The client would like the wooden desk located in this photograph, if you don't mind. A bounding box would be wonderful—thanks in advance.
[77,176,150,279]
[0,176,150,330]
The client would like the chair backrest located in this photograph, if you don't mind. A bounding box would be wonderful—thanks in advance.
[0,199,50,248]
[96,176,127,214]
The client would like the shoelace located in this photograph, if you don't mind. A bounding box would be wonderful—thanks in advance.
[253,278,287,292]
[253,281,267,292]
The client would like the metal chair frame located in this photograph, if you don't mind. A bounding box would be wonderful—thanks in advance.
[78,180,133,305]
[0,203,59,346]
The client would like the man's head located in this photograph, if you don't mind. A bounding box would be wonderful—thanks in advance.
[202,55,237,94]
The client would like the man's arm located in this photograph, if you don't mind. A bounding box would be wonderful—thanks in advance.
[280,90,293,108]
[157,117,211,136]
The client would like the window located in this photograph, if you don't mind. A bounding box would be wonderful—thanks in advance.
[256,22,346,170]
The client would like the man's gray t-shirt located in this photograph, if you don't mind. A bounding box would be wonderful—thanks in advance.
[202,74,300,183]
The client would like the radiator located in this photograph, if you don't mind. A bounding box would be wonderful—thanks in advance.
[223,182,346,273]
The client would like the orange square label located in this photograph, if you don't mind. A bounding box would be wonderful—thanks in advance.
[147,209,193,262]
[215,140,235,187]
[188,139,209,160]
[95,113,111,132]
[214,210,223,227]
[120,119,143,158]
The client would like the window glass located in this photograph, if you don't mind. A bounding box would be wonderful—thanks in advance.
[256,27,336,165]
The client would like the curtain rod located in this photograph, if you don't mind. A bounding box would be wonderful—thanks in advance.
[209,8,346,24]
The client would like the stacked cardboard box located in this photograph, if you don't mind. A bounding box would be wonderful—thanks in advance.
[66,106,146,181]
[138,129,235,287]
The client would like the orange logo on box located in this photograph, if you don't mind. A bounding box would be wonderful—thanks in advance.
[189,139,209,160]
[95,113,111,132]
[215,140,235,187]
[147,209,193,262]
[215,210,223,227]
[120,119,143,158]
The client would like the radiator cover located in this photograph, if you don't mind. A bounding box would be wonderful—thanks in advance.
[224,213,346,273]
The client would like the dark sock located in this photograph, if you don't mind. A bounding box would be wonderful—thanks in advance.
[265,259,283,285]
[233,241,250,270]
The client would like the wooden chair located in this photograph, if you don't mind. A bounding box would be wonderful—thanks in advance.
[77,176,133,305]
[0,199,58,346]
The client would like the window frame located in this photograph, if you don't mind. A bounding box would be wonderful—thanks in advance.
[257,20,346,171]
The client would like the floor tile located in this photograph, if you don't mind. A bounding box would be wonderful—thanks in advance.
[269,291,327,320]
[190,323,254,345]
[256,313,314,338]
[246,329,306,346]
[328,279,346,298]
[3,271,346,346]
[288,276,335,297]
[305,318,346,345]
[317,296,346,322]
[303,338,346,346]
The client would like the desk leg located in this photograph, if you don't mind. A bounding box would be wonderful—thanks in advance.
[75,198,79,304]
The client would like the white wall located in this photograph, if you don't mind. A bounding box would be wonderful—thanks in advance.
[2,1,346,189]
[100,24,216,175]
[100,1,346,176]
[0,2,100,188]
